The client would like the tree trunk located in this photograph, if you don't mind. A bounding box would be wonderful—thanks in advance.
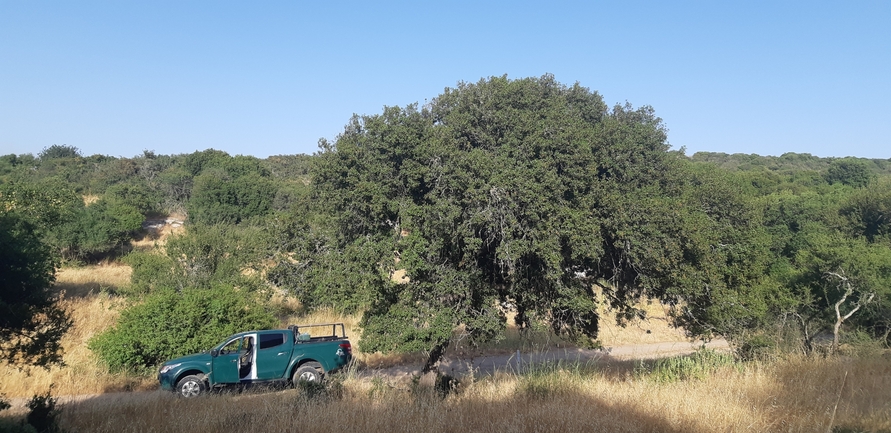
[827,271,875,353]
[422,340,448,374]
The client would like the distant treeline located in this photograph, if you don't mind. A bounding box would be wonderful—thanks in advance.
[691,151,891,176]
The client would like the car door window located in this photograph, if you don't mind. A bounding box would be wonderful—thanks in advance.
[220,339,240,354]
[259,333,285,350]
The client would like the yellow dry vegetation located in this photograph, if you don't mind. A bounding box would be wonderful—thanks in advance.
[0,264,152,398]
[596,298,687,347]
[47,355,891,432]
[81,194,99,206]
[0,294,155,398]
[53,264,132,297]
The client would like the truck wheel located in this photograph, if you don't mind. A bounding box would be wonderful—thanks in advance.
[293,362,323,384]
[176,375,206,398]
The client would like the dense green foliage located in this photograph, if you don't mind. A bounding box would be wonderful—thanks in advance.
[265,214,383,313]
[123,226,267,290]
[3,75,890,372]
[0,212,70,366]
[186,153,277,225]
[90,221,280,369]
[89,285,276,371]
[308,75,791,369]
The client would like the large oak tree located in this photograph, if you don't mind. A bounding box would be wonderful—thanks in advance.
[306,75,772,370]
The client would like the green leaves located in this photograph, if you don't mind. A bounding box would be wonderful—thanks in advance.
[157,223,271,292]
[188,170,275,225]
[313,75,730,361]
[54,198,144,259]
[0,212,70,366]
[825,157,876,188]
[89,285,276,371]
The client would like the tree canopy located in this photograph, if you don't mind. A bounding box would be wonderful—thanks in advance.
[310,75,774,369]
[0,212,70,366]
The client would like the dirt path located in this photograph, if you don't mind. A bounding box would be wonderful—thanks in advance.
[365,339,730,379]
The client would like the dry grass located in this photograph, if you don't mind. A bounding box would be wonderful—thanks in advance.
[597,299,687,347]
[53,263,133,297]
[0,293,155,398]
[0,264,153,398]
[31,354,891,433]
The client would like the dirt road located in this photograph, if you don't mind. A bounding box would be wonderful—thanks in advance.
[368,339,730,379]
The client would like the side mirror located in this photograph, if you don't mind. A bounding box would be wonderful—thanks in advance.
[210,349,219,357]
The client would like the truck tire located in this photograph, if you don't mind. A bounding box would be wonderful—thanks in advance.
[176,375,207,398]
[293,362,323,384]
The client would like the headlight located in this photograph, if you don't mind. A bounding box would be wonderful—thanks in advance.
[159,363,181,374]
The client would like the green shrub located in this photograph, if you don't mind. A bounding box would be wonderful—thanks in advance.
[51,199,143,260]
[187,171,275,225]
[736,334,778,361]
[635,348,737,383]
[89,285,276,372]
[104,182,161,215]
[122,223,272,296]
[120,252,177,296]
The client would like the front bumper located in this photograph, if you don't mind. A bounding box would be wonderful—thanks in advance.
[158,371,176,391]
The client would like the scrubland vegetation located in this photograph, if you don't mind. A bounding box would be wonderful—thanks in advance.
[2,75,891,431]
[3,245,889,432]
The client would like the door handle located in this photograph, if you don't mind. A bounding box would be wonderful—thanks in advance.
[277,352,287,356]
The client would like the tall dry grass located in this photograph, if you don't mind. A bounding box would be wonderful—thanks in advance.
[53,264,132,297]
[0,264,153,398]
[45,354,891,433]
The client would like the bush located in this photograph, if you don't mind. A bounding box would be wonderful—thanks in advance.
[38,145,80,160]
[736,334,778,361]
[161,223,271,291]
[104,182,161,215]
[635,348,737,383]
[89,285,277,372]
[120,252,177,296]
[187,172,275,225]
[50,198,143,260]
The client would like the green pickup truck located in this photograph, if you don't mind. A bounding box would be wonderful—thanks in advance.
[158,323,353,397]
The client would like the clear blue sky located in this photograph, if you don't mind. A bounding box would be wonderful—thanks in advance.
[2,1,889,159]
